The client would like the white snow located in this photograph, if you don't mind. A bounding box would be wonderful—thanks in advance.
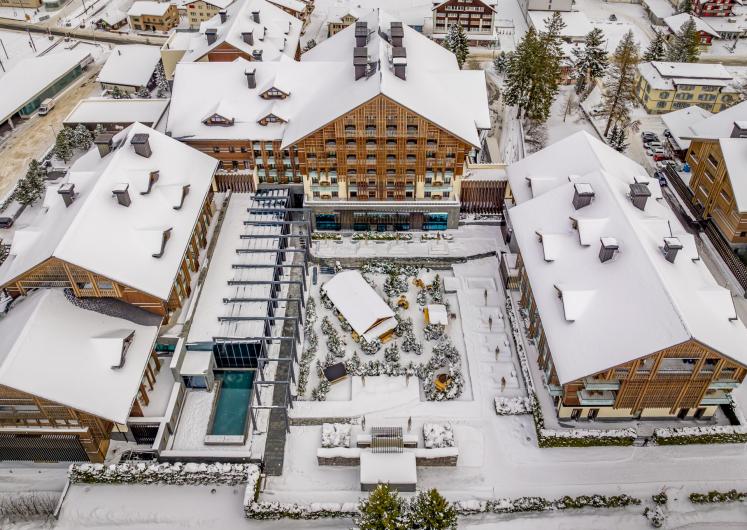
[686,100,747,139]
[423,422,455,448]
[97,45,162,88]
[64,97,170,128]
[321,423,352,448]
[360,451,417,485]
[527,10,593,40]
[127,1,172,17]
[718,138,747,212]
[664,13,720,39]
[638,61,734,91]
[660,105,712,151]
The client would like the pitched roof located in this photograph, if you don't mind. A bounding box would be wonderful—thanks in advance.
[0,123,218,300]
[664,13,719,38]
[507,132,747,384]
[638,61,734,91]
[685,100,747,139]
[660,105,712,151]
[719,137,747,211]
[97,45,162,88]
[64,97,169,127]
[127,1,172,16]
[0,290,159,423]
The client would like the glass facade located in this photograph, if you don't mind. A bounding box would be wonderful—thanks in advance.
[213,342,260,369]
[423,212,448,231]
[19,65,84,116]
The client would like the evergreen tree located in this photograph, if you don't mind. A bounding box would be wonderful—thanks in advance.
[356,484,408,530]
[135,86,151,98]
[94,123,105,138]
[155,61,169,98]
[110,86,130,99]
[14,159,46,206]
[643,30,667,62]
[572,28,608,95]
[409,489,458,530]
[53,128,74,163]
[503,27,539,117]
[444,23,469,69]
[678,0,693,13]
[303,38,317,51]
[667,18,701,63]
[493,51,511,75]
[72,124,93,151]
[607,123,629,152]
[598,30,640,137]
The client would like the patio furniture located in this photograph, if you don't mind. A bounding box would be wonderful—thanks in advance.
[323,362,348,384]
[434,373,451,392]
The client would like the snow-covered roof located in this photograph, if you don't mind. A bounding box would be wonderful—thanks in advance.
[127,1,172,16]
[704,15,747,34]
[176,0,302,63]
[638,61,734,90]
[719,138,747,212]
[642,0,675,19]
[322,270,396,340]
[660,105,712,151]
[426,304,448,326]
[64,97,169,126]
[0,50,91,123]
[0,290,159,423]
[287,9,489,147]
[96,8,127,25]
[360,451,417,485]
[267,0,305,13]
[528,10,593,39]
[507,131,747,384]
[326,5,370,23]
[462,164,507,181]
[0,123,218,301]
[343,0,432,27]
[97,45,162,88]
[685,100,747,139]
[203,0,235,8]
[664,13,720,38]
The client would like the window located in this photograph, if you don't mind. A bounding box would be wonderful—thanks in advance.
[98,281,113,290]
[313,191,320,198]
[656,101,667,108]
[708,153,719,168]
[424,191,431,197]
[240,146,247,153]
[368,191,376,197]
[720,189,731,202]
[212,146,220,153]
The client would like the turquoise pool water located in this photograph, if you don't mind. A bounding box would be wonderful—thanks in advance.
[210,371,254,436]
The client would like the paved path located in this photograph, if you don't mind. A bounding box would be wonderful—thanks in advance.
[0,19,167,46]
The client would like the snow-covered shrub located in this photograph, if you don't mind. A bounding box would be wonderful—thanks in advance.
[303,297,317,335]
[689,489,747,504]
[423,364,464,401]
[644,506,665,528]
[345,352,362,375]
[494,396,532,415]
[431,339,460,366]
[654,425,747,445]
[311,379,330,401]
[360,337,381,355]
[297,330,318,397]
[416,289,427,307]
[384,272,409,297]
[0,492,57,520]
[311,232,342,240]
[320,290,334,310]
[652,491,668,506]
[384,343,400,363]
[69,462,257,486]
[423,423,455,448]
[423,323,445,341]
[394,315,412,337]
[321,423,351,448]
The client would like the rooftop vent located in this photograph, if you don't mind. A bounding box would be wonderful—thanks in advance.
[599,237,619,263]
[58,183,76,208]
[241,30,254,45]
[131,133,152,158]
[173,184,191,210]
[663,236,683,263]
[355,21,368,47]
[629,182,651,211]
[141,170,159,195]
[112,183,131,207]
[390,21,404,47]
[94,133,114,158]
[205,27,217,45]
[252,49,263,61]
[219,9,227,23]
[245,68,256,88]
[392,46,407,80]
[572,182,594,210]
[251,10,260,23]
[153,228,173,258]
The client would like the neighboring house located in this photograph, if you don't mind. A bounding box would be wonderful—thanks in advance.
[160,0,302,80]
[663,13,720,46]
[503,131,747,421]
[431,0,498,47]
[186,0,235,28]
[0,123,218,318]
[527,10,593,43]
[0,290,162,462]
[326,5,368,37]
[678,102,747,248]
[63,98,170,132]
[169,10,490,230]
[693,0,735,17]
[660,105,713,157]
[97,45,162,93]
[267,0,313,24]
[94,9,128,30]
[635,61,739,114]
[705,15,747,40]
[0,0,40,7]
[459,162,508,214]
[127,1,180,32]
[642,0,675,26]
[518,0,573,20]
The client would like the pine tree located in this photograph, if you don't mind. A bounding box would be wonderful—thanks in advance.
[409,489,458,530]
[678,0,693,14]
[53,128,74,163]
[303,38,317,52]
[643,30,667,61]
[110,86,130,99]
[572,28,609,95]
[667,18,701,63]
[493,51,511,75]
[72,124,93,151]
[598,30,640,137]
[14,159,46,206]
[356,484,408,530]
[155,61,169,98]
[607,123,629,152]
[94,123,105,138]
[444,23,469,69]
[135,86,151,98]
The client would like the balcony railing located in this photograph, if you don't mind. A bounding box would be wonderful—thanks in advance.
[582,378,621,391]
[578,390,616,406]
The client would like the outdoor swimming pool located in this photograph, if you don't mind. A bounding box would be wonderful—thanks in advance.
[209,371,254,436]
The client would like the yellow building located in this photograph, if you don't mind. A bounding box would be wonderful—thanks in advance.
[635,61,739,114]
[0,0,41,8]
[127,1,180,32]
[186,0,234,28]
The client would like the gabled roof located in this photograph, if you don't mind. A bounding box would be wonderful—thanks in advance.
[127,1,172,16]
[0,123,218,300]
[0,290,159,423]
[433,0,496,13]
[685,100,747,139]
[97,45,162,88]
[719,138,747,212]
[664,13,720,38]
[508,132,747,384]
[660,105,712,151]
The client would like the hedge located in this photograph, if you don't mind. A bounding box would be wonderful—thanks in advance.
[69,462,257,486]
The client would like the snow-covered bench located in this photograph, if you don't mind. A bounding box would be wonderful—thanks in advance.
[356,433,418,448]
[360,451,417,492]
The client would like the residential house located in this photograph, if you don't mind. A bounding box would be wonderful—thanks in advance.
[326,5,368,37]
[0,123,218,318]
[518,0,573,21]
[504,131,747,421]
[660,105,713,157]
[635,61,739,114]
[127,1,180,32]
[186,0,235,28]
[160,0,302,79]
[97,45,162,93]
[664,13,720,46]
[267,0,313,25]
[63,98,170,132]
[693,0,735,17]
[94,9,128,30]
[431,0,498,47]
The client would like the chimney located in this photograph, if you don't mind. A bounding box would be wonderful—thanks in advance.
[241,30,254,45]
[663,237,683,263]
[153,228,173,258]
[94,133,114,158]
[112,183,131,207]
[141,170,159,195]
[355,21,368,47]
[245,68,256,88]
[599,237,619,263]
[251,10,260,23]
[572,182,595,210]
[205,28,217,45]
[629,182,651,211]
[173,184,191,210]
[390,22,404,47]
[58,183,76,207]
[219,9,227,23]
[392,46,407,80]
[730,121,747,138]
[252,49,263,61]
[354,56,367,81]
[131,133,152,158]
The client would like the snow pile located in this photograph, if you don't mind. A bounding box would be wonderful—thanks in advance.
[321,423,352,448]
[423,423,455,448]
[654,425,747,445]
[69,462,258,486]
[494,396,532,415]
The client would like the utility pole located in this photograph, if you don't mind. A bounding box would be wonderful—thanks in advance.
[0,38,8,60]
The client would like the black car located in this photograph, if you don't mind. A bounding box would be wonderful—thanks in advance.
[663,130,672,138]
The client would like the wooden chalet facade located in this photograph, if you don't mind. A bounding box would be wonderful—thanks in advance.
[693,0,734,17]
[432,0,496,46]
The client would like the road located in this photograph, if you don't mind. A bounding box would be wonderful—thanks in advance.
[0,61,102,201]
[0,18,167,46]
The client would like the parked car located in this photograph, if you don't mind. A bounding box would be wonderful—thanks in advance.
[38,98,55,116]
[654,171,668,186]
[646,141,663,149]
[609,14,617,21]
[0,200,27,229]
[641,131,657,139]
[663,130,672,138]
[653,152,671,162]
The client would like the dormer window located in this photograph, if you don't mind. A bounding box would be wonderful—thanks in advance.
[203,113,234,126]
[258,113,287,126]
[260,87,289,99]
